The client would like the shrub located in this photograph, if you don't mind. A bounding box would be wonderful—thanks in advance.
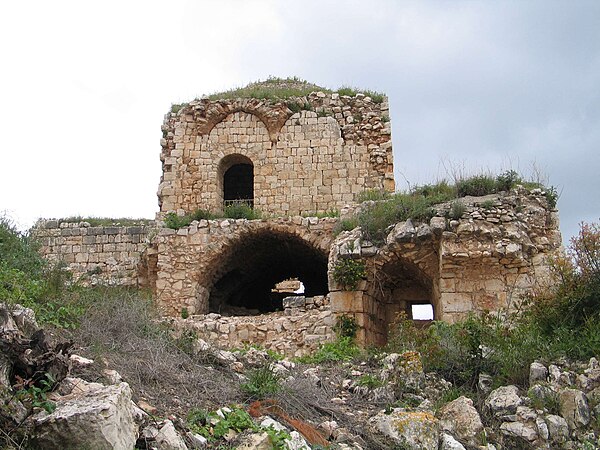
[190,209,214,221]
[356,374,384,389]
[0,216,45,276]
[456,174,497,197]
[164,212,192,230]
[357,189,389,202]
[334,314,358,339]
[223,203,261,220]
[495,170,521,192]
[448,200,466,220]
[333,259,366,290]
[241,366,281,400]
[544,186,559,209]
[524,220,600,359]
[297,336,360,364]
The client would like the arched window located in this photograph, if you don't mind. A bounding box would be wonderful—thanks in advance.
[218,154,254,208]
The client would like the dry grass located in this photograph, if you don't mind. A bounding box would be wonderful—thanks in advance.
[64,288,242,416]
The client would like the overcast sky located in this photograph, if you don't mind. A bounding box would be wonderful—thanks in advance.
[1,1,599,243]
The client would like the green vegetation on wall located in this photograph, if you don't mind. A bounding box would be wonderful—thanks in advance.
[338,171,558,245]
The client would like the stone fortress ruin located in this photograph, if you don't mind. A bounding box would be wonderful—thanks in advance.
[33,79,562,356]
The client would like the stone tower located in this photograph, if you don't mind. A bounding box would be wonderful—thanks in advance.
[157,80,394,217]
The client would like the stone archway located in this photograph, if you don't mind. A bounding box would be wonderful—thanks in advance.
[206,229,329,315]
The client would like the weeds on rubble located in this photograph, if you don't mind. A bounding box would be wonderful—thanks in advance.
[527,386,560,414]
[298,316,361,364]
[66,287,242,414]
[345,170,558,245]
[187,406,291,448]
[296,336,360,364]
[57,216,153,227]
[286,100,313,113]
[481,199,495,210]
[223,203,261,220]
[204,77,386,103]
[448,200,466,220]
[357,189,390,202]
[170,103,186,113]
[231,343,285,361]
[207,76,328,100]
[356,374,384,389]
[163,205,261,229]
[301,209,339,218]
[241,366,282,400]
[336,86,386,103]
[16,373,57,414]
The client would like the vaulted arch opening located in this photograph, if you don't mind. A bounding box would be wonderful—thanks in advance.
[218,154,254,208]
[364,253,438,345]
[207,230,328,315]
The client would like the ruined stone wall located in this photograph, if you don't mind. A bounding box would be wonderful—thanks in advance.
[174,296,335,358]
[155,216,337,316]
[328,188,562,345]
[32,220,155,286]
[158,92,394,217]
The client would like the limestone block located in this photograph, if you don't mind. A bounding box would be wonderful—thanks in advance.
[438,396,484,447]
[31,382,136,450]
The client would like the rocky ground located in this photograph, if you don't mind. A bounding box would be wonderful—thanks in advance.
[1,303,599,449]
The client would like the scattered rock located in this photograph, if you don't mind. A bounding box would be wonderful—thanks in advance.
[559,388,590,429]
[155,420,188,450]
[485,385,522,416]
[529,362,548,385]
[440,433,467,450]
[370,409,439,450]
[31,382,137,450]
[69,354,94,369]
[438,396,484,447]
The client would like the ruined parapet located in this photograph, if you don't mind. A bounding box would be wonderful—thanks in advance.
[328,187,562,345]
[158,84,394,217]
[31,219,157,287]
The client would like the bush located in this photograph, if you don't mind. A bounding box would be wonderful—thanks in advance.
[356,194,438,244]
[334,314,358,339]
[333,259,366,290]
[224,203,261,220]
[448,200,466,220]
[297,336,361,364]
[524,220,600,359]
[164,212,192,230]
[456,174,497,197]
[357,189,390,202]
[241,366,281,400]
[0,216,45,276]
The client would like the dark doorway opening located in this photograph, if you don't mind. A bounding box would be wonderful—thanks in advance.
[208,231,328,316]
[223,163,253,207]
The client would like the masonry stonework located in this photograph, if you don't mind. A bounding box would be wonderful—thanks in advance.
[32,220,155,287]
[158,92,394,217]
[32,83,563,353]
[329,188,562,345]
